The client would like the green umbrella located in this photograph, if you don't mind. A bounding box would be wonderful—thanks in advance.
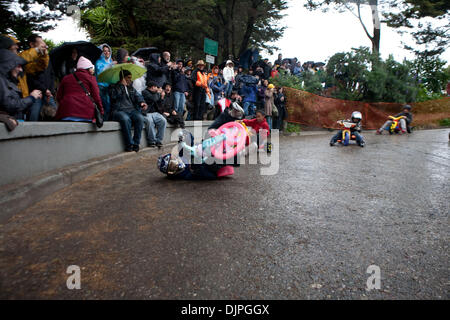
[98,63,146,84]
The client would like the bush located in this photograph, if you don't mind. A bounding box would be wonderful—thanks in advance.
[415,84,446,102]
[439,118,450,127]
[286,122,301,133]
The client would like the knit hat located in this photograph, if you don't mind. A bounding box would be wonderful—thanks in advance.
[6,35,20,44]
[77,56,94,70]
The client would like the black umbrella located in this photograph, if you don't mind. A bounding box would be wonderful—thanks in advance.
[131,47,159,62]
[314,62,326,68]
[50,41,102,78]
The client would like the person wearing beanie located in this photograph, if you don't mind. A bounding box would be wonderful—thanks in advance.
[55,56,103,123]
[0,35,19,54]
[76,56,95,74]
[265,83,275,129]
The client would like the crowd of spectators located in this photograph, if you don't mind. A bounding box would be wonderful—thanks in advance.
[0,33,301,152]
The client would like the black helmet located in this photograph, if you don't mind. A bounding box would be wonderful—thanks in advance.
[403,105,412,111]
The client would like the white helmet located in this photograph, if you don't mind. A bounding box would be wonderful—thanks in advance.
[229,102,244,119]
[351,111,362,122]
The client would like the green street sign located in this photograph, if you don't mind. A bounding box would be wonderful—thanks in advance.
[204,38,218,57]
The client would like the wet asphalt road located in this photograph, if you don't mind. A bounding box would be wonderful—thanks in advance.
[0,129,449,300]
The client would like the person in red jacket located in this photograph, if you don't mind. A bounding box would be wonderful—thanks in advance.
[239,110,270,149]
[55,56,103,122]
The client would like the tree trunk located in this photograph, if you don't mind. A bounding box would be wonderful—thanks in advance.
[372,27,380,53]
[370,0,380,53]
[238,16,255,57]
[238,1,263,58]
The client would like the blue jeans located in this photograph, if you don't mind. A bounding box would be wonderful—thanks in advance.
[331,130,364,144]
[28,97,57,121]
[225,82,233,97]
[112,110,145,148]
[243,101,256,117]
[173,91,186,116]
[99,86,111,121]
[144,112,167,144]
[266,116,272,130]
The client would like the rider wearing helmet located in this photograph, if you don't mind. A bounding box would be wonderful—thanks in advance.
[158,146,236,180]
[330,111,365,147]
[208,101,244,130]
[158,152,222,180]
[376,104,413,134]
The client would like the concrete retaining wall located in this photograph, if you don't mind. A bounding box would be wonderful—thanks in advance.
[0,121,213,188]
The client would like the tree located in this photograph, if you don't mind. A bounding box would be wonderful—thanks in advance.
[408,55,450,96]
[305,0,382,53]
[384,0,450,58]
[0,0,82,44]
[325,46,419,102]
[80,0,288,61]
[305,0,450,57]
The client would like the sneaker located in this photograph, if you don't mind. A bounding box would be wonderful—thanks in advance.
[156,142,163,148]
[359,141,366,148]
[125,145,133,152]
[376,129,382,135]
[267,142,272,153]
[148,143,156,148]
[132,144,140,153]
[330,141,336,146]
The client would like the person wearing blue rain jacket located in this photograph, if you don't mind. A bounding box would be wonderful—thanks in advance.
[95,44,114,121]
[210,76,225,105]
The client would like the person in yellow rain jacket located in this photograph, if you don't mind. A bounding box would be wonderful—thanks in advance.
[18,34,51,120]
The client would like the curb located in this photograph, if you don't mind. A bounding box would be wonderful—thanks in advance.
[283,131,329,137]
[282,130,377,137]
[0,144,176,223]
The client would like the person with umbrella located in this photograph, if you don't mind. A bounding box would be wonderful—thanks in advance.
[55,57,103,124]
[102,64,148,152]
[50,41,102,80]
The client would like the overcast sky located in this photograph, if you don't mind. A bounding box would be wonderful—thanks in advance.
[43,0,449,65]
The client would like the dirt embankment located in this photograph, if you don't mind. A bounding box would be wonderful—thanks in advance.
[284,87,450,129]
